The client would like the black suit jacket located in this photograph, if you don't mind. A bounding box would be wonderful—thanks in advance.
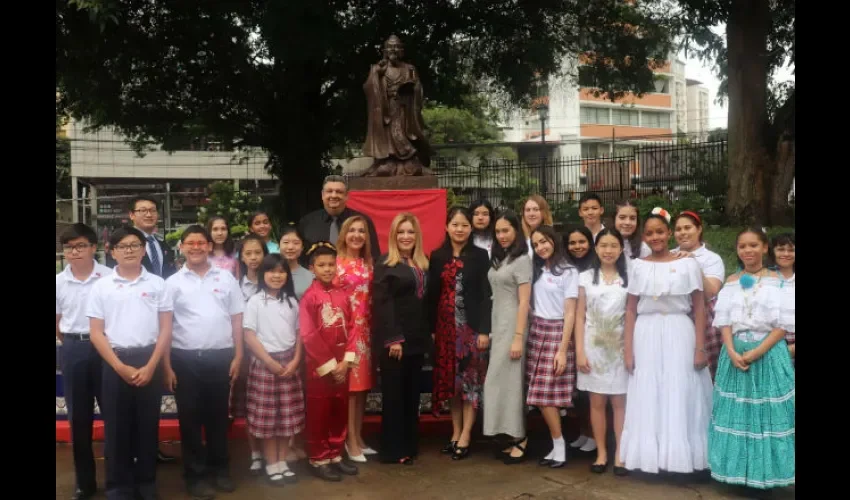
[371,254,432,357]
[298,206,381,257]
[426,243,493,336]
[105,233,177,279]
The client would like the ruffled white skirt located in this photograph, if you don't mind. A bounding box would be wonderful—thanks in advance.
[619,312,714,473]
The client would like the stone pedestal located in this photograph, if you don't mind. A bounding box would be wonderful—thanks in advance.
[348,175,438,191]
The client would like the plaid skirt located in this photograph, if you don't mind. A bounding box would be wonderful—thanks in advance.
[246,349,306,439]
[526,316,575,408]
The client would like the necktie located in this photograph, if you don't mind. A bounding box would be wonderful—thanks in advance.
[147,235,162,276]
[329,217,339,245]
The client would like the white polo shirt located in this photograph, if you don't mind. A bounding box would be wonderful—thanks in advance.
[56,262,113,334]
[533,263,580,320]
[166,266,245,350]
[86,267,173,349]
[243,292,299,354]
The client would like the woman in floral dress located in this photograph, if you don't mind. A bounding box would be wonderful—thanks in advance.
[427,207,492,461]
[334,216,376,461]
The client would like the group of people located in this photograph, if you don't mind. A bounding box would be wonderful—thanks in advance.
[56,175,795,500]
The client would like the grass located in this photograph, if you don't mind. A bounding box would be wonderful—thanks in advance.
[700,226,794,274]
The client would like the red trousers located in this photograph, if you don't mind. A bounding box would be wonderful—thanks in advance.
[305,376,349,465]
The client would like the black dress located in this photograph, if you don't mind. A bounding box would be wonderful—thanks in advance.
[371,254,431,462]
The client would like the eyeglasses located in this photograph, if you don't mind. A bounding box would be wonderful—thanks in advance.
[133,208,158,215]
[113,243,144,252]
[62,243,93,253]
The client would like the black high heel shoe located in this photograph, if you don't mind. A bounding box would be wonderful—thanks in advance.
[502,440,528,465]
[451,445,470,461]
[441,440,458,454]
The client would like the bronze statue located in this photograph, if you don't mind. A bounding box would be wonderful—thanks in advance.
[361,35,432,177]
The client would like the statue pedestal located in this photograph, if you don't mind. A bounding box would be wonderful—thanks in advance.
[348,175,438,191]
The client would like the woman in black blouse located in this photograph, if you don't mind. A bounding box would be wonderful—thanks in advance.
[372,212,432,465]
[426,207,493,460]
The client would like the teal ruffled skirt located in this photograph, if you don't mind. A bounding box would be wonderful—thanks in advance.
[708,337,795,489]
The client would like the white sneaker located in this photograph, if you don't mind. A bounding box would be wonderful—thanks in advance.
[569,436,588,448]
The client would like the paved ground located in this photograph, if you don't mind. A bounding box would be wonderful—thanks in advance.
[56,436,794,500]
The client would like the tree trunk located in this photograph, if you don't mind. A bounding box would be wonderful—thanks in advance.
[725,0,771,225]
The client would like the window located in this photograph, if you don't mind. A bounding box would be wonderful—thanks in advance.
[641,111,671,129]
[580,106,610,124]
[581,143,607,158]
[614,145,635,157]
[612,109,639,126]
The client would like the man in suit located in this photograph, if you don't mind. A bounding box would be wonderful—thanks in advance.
[106,195,178,464]
[298,175,381,255]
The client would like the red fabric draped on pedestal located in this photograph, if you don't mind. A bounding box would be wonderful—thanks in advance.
[346,189,447,256]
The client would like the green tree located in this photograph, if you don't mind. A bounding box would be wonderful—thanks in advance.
[56,111,71,199]
[667,0,794,225]
[197,181,263,228]
[57,0,673,219]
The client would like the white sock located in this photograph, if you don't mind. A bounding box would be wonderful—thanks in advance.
[251,451,263,460]
[569,435,588,448]
[276,461,291,474]
[265,462,279,476]
[553,437,566,462]
[544,448,555,460]
[579,438,598,452]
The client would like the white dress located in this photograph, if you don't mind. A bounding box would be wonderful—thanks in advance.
[619,258,714,473]
[576,270,628,395]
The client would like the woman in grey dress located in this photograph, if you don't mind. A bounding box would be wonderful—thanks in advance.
[484,211,533,464]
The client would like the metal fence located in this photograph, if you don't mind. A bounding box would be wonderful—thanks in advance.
[416,139,728,213]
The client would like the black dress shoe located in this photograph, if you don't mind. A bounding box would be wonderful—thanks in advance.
[186,480,216,500]
[590,462,608,474]
[549,460,566,469]
[70,488,96,500]
[211,474,236,493]
[613,465,629,476]
[440,440,458,454]
[502,441,528,465]
[451,446,470,461]
[538,457,554,466]
[312,464,342,482]
[157,449,176,463]
[333,460,359,476]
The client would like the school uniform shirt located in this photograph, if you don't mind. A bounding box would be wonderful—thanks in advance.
[243,291,299,354]
[56,262,113,334]
[473,233,493,258]
[591,224,606,242]
[672,243,725,282]
[86,268,173,349]
[240,276,260,301]
[166,266,245,350]
[533,263,580,320]
[623,241,652,260]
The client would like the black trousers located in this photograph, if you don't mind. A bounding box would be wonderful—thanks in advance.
[61,335,103,493]
[171,347,234,483]
[101,346,162,500]
[379,352,424,461]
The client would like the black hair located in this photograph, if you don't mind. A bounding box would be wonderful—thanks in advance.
[109,225,147,249]
[306,241,337,265]
[591,228,628,287]
[644,212,672,229]
[614,199,642,259]
[439,206,473,253]
[578,192,603,207]
[257,253,297,307]
[530,226,574,304]
[491,210,528,269]
[60,223,97,245]
[237,233,270,277]
[736,227,770,270]
[564,226,595,272]
[180,224,211,243]
[279,223,307,247]
[468,199,495,235]
[206,216,235,255]
[769,232,796,272]
[127,195,158,213]
[247,211,273,240]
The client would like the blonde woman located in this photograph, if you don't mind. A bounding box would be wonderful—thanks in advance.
[334,216,376,462]
[372,213,431,465]
[521,195,554,257]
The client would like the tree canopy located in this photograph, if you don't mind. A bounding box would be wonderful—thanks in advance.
[57,0,673,218]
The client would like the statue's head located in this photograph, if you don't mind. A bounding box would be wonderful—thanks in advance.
[383,35,404,63]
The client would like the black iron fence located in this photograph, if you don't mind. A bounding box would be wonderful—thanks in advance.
[418,140,728,215]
